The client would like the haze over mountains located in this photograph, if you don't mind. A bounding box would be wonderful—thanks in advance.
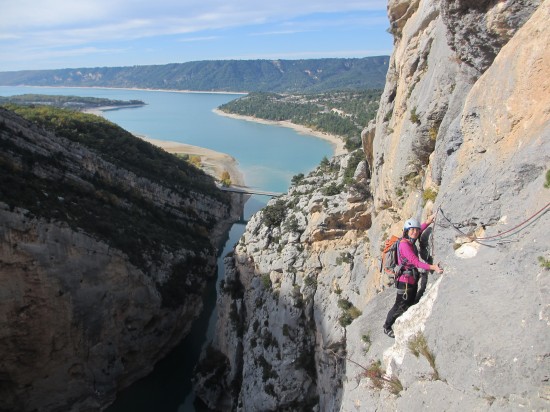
[0,57,389,93]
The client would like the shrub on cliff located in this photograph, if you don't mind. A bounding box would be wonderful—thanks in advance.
[262,199,286,227]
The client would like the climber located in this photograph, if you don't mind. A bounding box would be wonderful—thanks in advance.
[383,215,443,338]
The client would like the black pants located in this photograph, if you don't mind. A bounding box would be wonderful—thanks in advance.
[384,283,418,330]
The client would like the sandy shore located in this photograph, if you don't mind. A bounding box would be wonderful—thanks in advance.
[138,136,245,186]
[83,102,346,188]
[84,106,143,116]
[213,108,347,156]
[83,106,245,186]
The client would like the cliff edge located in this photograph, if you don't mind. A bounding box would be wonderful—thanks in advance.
[195,1,549,410]
[0,106,242,411]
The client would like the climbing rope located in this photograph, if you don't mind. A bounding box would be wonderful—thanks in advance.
[437,201,549,245]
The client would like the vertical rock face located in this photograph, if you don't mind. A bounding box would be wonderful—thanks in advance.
[197,1,549,411]
[441,0,542,73]
[194,156,374,410]
[0,108,242,411]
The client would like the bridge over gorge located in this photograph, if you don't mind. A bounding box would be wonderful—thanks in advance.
[218,184,283,223]
[218,184,284,197]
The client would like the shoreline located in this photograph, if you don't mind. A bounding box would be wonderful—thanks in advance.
[138,136,246,187]
[82,96,347,189]
[8,84,345,156]
[213,108,347,156]
[83,104,144,116]
[82,106,245,186]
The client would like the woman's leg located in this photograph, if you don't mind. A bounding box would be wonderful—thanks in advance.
[384,285,418,330]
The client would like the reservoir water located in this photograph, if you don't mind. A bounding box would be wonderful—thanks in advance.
[0,86,335,411]
[0,86,333,193]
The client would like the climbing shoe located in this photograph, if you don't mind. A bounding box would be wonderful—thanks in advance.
[383,327,395,338]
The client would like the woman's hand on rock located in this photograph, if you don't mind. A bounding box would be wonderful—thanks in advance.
[430,263,443,274]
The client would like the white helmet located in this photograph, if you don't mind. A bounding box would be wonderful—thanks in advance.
[403,218,421,231]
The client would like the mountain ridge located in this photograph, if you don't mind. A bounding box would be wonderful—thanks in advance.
[0,57,389,93]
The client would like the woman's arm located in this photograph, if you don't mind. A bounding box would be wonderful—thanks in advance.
[400,239,444,273]
[399,241,431,271]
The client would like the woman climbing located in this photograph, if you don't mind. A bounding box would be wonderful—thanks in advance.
[383,215,443,338]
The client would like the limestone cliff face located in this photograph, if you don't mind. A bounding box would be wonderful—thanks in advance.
[0,107,241,411]
[196,0,549,411]
[194,155,374,410]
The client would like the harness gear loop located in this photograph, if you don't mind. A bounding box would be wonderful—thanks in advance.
[403,282,408,300]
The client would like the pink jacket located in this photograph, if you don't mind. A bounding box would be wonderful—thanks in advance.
[397,223,430,283]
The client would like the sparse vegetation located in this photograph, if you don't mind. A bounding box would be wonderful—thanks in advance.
[343,149,366,186]
[361,333,372,353]
[284,215,300,232]
[304,275,318,288]
[408,332,440,380]
[261,274,272,290]
[291,173,305,186]
[380,200,392,210]
[429,126,439,141]
[396,187,404,198]
[262,199,286,227]
[337,298,362,327]
[322,182,344,196]
[423,187,438,205]
[538,256,550,269]
[387,376,404,395]
[363,360,403,395]
[544,170,550,188]
[410,106,420,124]
[188,155,202,168]
[336,252,353,265]
[220,170,231,187]
[365,360,385,389]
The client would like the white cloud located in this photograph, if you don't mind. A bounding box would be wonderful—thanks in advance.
[1,1,387,38]
[0,0,390,70]
[178,36,220,43]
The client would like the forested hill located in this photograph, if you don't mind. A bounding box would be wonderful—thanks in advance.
[219,90,382,150]
[0,57,389,93]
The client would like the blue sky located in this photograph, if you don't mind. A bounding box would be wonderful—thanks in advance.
[0,1,392,72]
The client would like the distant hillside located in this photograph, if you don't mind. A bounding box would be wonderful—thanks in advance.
[219,90,382,150]
[0,94,144,110]
[0,57,389,93]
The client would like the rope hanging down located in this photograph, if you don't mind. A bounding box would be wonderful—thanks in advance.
[437,202,549,244]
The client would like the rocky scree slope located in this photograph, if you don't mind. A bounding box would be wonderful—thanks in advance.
[0,107,241,411]
[195,1,549,411]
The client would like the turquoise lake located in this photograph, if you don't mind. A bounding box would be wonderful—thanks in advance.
[0,86,334,193]
[1,86,336,411]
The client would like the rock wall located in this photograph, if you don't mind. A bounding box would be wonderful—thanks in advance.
[0,108,242,411]
[196,0,549,411]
